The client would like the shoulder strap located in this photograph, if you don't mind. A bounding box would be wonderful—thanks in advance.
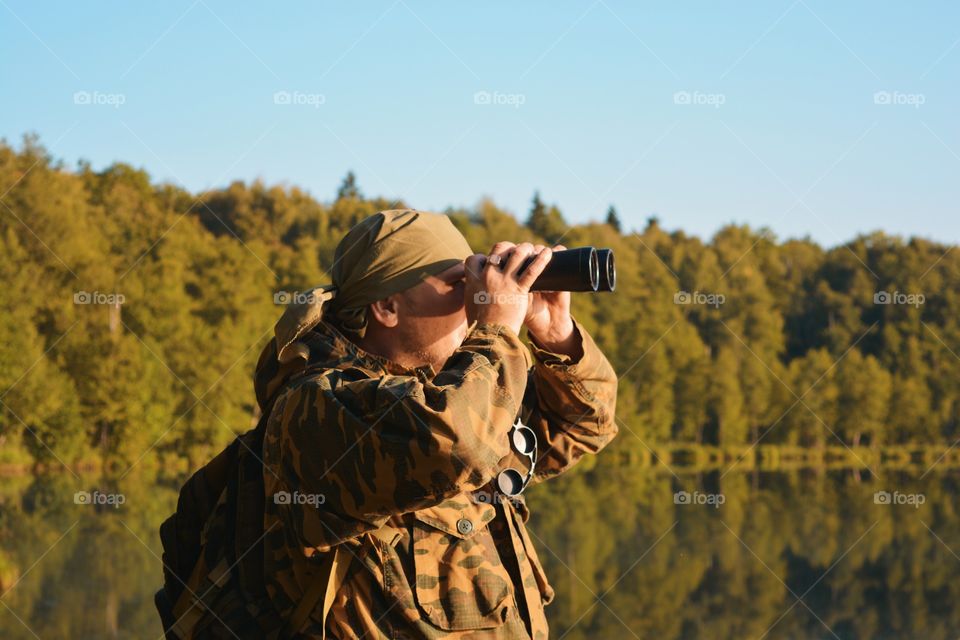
[280,546,346,640]
[168,556,232,638]
[281,524,403,639]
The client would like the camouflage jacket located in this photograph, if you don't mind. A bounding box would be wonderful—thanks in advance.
[259,316,618,639]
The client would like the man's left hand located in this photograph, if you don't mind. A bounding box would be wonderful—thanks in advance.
[524,244,582,358]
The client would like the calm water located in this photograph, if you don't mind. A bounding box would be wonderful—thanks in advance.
[0,466,957,639]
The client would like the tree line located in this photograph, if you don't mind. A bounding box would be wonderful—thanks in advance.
[1,135,959,471]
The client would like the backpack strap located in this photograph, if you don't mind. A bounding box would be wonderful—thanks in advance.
[281,524,403,639]
[168,555,232,638]
[280,546,346,640]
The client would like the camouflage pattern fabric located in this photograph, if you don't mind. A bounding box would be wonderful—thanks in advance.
[259,315,618,639]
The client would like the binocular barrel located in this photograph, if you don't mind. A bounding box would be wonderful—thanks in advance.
[518,246,616,292]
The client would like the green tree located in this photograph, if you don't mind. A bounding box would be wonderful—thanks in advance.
[336,170,361,201]
[605,205,621,232]
[526,191,568,244]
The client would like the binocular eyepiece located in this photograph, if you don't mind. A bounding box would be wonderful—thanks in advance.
[515,246,616,292]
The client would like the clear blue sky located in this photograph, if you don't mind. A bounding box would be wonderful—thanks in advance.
[2,0,957,246]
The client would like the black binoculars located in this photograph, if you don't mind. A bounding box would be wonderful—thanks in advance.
[514,246,616,292]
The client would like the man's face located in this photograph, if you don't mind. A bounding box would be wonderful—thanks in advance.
[394,262,469,370]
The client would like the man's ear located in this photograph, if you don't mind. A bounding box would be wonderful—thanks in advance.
[367,295,401,328]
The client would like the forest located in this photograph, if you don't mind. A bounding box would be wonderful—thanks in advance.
[1,134,959,472]
[3,136,960,640]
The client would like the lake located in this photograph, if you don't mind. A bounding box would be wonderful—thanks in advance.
[0,465,956,639]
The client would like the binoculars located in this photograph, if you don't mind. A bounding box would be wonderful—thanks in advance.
[516,246,616,292]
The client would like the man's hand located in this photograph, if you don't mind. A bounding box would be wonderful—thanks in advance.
[523,244,582,358]
[464,242,552,336]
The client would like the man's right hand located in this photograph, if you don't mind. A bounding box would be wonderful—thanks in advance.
[464,241,552,335]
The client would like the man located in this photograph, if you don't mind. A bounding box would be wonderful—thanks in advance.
[257,209,618,639]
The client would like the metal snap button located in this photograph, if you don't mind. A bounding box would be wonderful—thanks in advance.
[456,518,473,535]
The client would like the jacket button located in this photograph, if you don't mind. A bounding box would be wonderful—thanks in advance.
[456,518,473,535]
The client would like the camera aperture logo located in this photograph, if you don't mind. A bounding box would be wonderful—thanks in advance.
[674,490,725,508]
[874,490,925,509]
[674,290,725,308]
[274,490,325,506]
[74,490,126,508]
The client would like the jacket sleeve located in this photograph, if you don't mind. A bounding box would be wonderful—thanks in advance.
[519,316,619,487]
[264,322,531,549]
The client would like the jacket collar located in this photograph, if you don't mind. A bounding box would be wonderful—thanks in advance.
[312,319,438,380]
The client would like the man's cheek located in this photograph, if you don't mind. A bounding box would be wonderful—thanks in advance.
[451,280,465,299]
[444,288,466,314]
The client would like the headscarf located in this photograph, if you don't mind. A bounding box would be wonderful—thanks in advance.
[272,209,473,363]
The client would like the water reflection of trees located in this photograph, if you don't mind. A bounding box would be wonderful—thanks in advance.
[0,473,177,638]
[527,466,960,640]
[0,468,957,639]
